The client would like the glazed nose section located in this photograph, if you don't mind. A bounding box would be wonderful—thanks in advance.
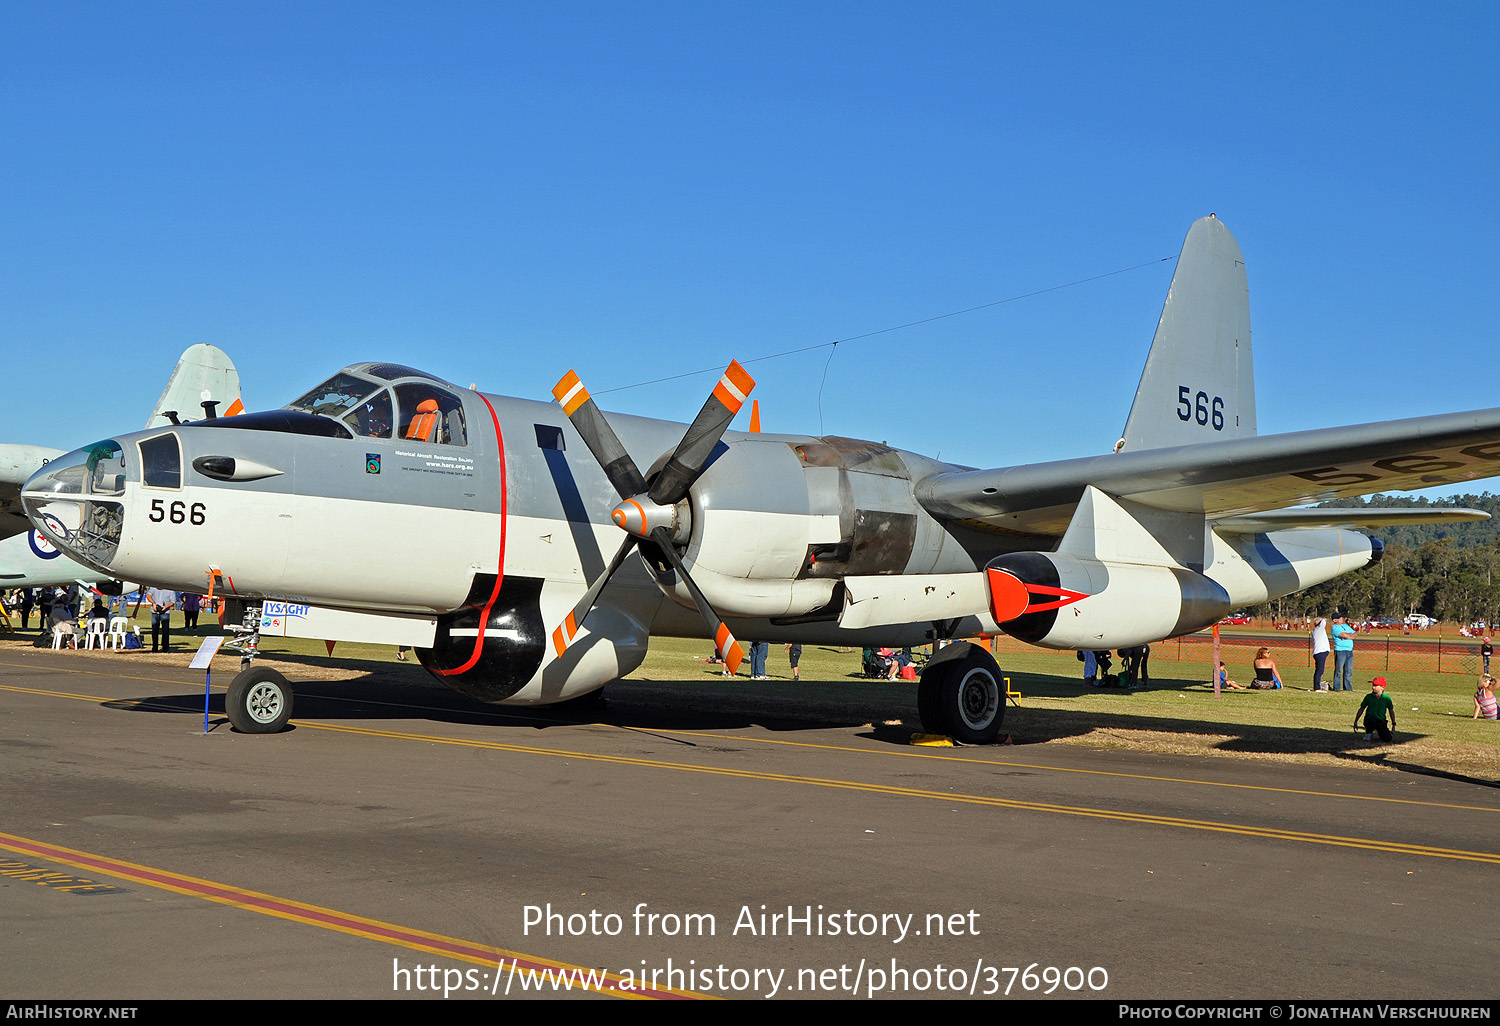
[21,439,128,574]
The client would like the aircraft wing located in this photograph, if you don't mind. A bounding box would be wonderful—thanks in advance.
[915,407,1500,536]
[0,443,65,541]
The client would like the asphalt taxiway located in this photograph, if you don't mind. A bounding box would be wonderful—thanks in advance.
[2,646,1496,1000]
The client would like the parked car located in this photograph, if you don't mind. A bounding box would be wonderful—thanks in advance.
[1219,612,1252,626]
[1404,614,1434,629]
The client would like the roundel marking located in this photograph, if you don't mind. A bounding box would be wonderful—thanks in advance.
[28,530,61,560]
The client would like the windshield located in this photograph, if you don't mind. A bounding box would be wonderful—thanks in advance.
[285,373,381,417]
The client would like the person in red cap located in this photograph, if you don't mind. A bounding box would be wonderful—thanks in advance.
[1353,677,1397,742]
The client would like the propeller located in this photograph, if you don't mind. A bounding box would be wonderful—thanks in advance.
[547,362,755,672]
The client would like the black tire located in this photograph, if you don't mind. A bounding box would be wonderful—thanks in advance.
[226,666,294,733]
[919,650,1005,744]
[916,665,951,736]
[947,659,1004,744]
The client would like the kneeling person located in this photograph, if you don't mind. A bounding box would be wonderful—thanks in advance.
[1354,677,1397,742]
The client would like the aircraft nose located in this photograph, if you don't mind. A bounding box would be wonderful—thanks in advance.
[21,439,128,575]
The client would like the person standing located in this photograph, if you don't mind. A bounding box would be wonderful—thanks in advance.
[182,593,201,631]
[785,643,802,681]
[1330,614,1356,692]
[146,587,176,652]
[748,640,768,679]
[19,588,35,631]
[1482,636,1493,677]
[1310,617,1331,692]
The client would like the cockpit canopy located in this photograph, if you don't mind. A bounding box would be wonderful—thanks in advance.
[201,363,469,445]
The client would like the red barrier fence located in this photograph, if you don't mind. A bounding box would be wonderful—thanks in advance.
[987,632,1487,676]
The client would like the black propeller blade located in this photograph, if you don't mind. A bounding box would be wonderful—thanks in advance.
[551,370,648,501]
[546,362,755,674]
[647,360,754,505]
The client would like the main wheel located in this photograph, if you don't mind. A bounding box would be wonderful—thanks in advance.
[917,649,1005,744]
[916,665,950,736]
[226,666,294,733]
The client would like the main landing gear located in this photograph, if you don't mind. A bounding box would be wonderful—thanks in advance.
[222,602,295,734]
[916,642,1005,744]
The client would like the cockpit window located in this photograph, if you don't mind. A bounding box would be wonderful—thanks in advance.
[85,441,126,496]
[138,434,182,489]
[396,383,467,446]
[343,388,394,439]
[285,373,380,417]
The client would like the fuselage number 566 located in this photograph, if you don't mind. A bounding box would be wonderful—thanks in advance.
[149,498,206,525]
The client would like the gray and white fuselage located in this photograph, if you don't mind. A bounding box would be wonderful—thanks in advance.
[21,359,1375,707]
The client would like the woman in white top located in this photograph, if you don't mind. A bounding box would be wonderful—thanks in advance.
[1310,617,1330,692]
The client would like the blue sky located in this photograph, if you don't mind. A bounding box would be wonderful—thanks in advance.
[3,2,1497,481]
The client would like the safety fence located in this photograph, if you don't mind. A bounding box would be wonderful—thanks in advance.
[985,632,1487,676]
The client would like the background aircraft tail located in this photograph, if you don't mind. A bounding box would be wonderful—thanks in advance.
[1118,215,1255,452]
[146,343,244,429]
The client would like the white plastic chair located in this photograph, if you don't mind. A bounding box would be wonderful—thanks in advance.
[107,617,129,651]
[84,619,108,650]
[51,625,72,649]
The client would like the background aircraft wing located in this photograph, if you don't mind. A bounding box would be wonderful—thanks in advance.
[915,407,1500,536]
[0,443,66,541]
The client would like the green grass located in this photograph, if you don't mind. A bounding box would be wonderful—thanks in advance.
[8,612,1497,782]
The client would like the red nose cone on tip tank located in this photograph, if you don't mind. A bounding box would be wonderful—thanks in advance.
[985,567,1031,623]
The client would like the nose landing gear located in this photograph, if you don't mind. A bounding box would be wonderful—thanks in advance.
[222,603,295,733]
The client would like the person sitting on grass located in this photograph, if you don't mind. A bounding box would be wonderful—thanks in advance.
[1354,676,1397,742]
[1250,647,1283,689]
[1218,662,1245,690]
[1474,675,1498,721]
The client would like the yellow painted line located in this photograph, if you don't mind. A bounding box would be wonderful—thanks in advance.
[4,660,1497,820]
[645,727,1500,815]
[300,722,1500,865]
[0,831,707,1000]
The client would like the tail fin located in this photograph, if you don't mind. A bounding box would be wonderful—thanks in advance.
[146,343,244,429]
[1118,215,1254,451]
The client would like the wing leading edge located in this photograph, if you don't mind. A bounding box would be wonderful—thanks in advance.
[916,407,1500,537]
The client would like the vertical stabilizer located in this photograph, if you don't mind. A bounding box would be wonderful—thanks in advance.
[1119,215,1254,451]
[146,343,244,429]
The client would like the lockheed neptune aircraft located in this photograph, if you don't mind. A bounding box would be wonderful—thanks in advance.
[21,217,1498,739]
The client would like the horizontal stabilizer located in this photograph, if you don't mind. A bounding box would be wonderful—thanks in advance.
[1214,506,1489,533]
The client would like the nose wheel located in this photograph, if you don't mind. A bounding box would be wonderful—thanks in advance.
[226,665,295,733]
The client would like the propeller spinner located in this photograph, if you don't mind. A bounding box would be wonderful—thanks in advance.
[547,362,755,673]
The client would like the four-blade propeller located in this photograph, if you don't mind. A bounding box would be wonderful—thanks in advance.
[548,362,755,673]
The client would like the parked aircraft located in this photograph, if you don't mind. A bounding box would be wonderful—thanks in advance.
[0,344,243,591]
[20,217,1497,739]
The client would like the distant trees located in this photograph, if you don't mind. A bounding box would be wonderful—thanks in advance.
[1246,493,1500,623]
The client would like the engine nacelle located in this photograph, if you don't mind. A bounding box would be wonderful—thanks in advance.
[657,435,959,619]
[986,551,1231,650]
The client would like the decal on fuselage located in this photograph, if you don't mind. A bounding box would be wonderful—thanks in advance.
[27,529,60,560]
